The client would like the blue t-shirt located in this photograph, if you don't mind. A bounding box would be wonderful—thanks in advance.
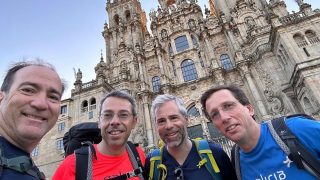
[239,116,320,180]
[0,137,42,180]
[145,140,237,180]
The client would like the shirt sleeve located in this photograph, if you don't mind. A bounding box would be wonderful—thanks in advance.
[52,154,76,180]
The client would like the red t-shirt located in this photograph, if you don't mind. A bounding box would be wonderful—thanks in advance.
[53,144,146,180]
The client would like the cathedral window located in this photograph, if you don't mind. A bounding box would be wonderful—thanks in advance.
[305,30,319,44]
[89,98,96,110]
[81,100,88,113]
[56,139,63,150]
[114,14,120,26]
[220,54,233,70]
[181,59,198,82]
[152,76,161,92]
[60,105,67,114]
[187,105,200,117]
[58,122,65,132]
[125,10,131,21]
[191,35,198,48]
[175,35,189,53]
[293,33,308,47]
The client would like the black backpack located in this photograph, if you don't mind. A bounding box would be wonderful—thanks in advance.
[63,122,102,157]
[63,122,146,180]
[231,114,320,179]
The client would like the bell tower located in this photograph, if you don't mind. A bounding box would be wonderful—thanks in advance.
[102,0,147,65]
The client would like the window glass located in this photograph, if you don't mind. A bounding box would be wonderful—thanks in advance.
[152,76,161,92]
[175,35,189,52]
[181,59,198,82]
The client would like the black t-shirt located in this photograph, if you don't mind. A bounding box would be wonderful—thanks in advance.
[0,137,42,180]
[146,140,237,180]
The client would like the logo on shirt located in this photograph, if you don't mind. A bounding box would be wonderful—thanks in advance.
[283,156,293,168]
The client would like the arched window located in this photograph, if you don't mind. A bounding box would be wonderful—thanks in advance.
[81,100,88,113]
[168,43,173,56]
[89,98,96,110]
[293,33,307,47]
[303,97,314,114]
[114,14,120,26]
[175,35,189,52]
[152,76,161,92]
[187,105,200,117]
[125,10,131,21]
[181,59,198,82]
[305,30,319,44]
[220,54,233,70]
[191,35,198,48]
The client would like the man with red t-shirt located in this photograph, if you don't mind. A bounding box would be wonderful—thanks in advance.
[53,91,146,180]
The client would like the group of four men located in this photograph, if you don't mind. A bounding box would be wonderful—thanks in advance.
[0,60,319,179]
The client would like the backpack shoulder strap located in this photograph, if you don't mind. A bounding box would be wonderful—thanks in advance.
[126,141,146,179]
[268,116,320,178]
[149,147,166,180]
[0,145,45,180]
[231,144,241,180]
[75,141,96,180]
[193,139,221,180]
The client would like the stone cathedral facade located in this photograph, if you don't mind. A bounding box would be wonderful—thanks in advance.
[34,0,320,178]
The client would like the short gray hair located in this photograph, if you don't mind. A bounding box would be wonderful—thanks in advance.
[99,90,137,116]
[151,94,188,121]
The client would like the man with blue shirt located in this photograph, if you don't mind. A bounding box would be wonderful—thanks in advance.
[200,85,320,180]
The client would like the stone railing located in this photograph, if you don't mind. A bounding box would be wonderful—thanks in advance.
[308,36,320,44]
[279,11,306,25]
[297,40,308,47]
[81,80,97,90]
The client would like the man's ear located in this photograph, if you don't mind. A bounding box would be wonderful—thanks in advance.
[132,116,138,128]
[0,92,4,103]
[246,104,255,117]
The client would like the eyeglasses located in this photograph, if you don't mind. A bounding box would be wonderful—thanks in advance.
[174,167,184,180]
[100,112,133,121]
[208,101,237,121]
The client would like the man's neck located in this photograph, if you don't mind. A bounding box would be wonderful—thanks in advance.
[97,141,127,156]
[167,138,193,165]
[238,122,261,152]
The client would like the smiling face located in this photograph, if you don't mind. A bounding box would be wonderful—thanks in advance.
[0,65,63,152]
[205,89,255,144]
[99,97,137,151]
[155,100,188,149]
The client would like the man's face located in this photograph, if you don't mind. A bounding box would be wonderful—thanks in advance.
[0,65,63,148]
[99,97,137,149]
[205,89,254,143]
[155,101,188,149]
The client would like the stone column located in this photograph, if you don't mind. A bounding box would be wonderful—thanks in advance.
[238,62,269,118]
[142,94,154,146]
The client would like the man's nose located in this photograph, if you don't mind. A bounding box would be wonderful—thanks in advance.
[30,93,49,110]
[110,114,121,125]
[219,109,230,123]
[164,120,173,129]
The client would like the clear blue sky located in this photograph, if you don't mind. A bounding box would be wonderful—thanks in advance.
[1,0,319,99]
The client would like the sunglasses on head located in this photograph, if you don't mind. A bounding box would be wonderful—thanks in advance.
[174,167,184,180]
